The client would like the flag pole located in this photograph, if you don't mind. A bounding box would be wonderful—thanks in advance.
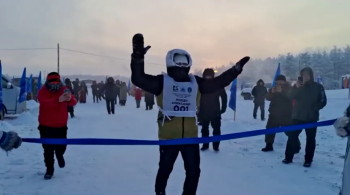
[234,110,236,121]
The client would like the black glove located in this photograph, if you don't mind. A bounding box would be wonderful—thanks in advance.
[233,56,250,73]
[132,33,151,60]
[220,108,226,114]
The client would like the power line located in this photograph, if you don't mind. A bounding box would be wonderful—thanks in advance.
[0,48,55,51]
[0,46,164,66]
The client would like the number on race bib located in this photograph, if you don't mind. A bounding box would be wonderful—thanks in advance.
[173,105,189,111]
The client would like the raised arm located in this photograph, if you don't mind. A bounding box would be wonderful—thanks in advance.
[196,57,250,94]
[130,34,163,96]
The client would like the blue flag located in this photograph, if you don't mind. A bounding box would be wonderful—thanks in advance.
[228,79,237,111]
[37,71,42,94]
[18,67,27,103]
[271,63,281,87]
[26,74,33,94]
[127,80,131,92]
[0,61,3,112]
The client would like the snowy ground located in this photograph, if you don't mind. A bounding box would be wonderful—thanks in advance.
[0,89,349,195]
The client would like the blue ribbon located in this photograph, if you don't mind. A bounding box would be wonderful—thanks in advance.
[22,119,336,145]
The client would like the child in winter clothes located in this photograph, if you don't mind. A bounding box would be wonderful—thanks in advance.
[134,87,142,108]
[334,104,350,195]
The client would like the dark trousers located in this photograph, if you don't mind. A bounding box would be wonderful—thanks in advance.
[119,100,126,106]
[285,119,317,162]
[253,102,265,119]
[67,106,74,117]
[155,144,201,195]
[106,99,115,114]
[93,93,99,103]
[201,116,221,149]
[39,126,68,169]
[136,100,141,108]
[265,116,293,144]
[146,103,153,110]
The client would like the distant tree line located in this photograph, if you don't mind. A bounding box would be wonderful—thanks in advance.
[193,45,350,89]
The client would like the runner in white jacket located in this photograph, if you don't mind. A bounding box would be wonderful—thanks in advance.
[333,104,350,195]
[0,131,22,152]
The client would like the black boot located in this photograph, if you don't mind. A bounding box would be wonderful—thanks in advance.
[56,154,65,168]
[261,143,273,152]
[44,168,54,180]
[303,160,312,167]
[213,142,220,152]
[156,192,166,195]
[201,144,209,151]
[282,159,293,164]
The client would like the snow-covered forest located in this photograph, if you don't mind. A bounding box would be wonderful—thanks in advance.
[193,45,350,89]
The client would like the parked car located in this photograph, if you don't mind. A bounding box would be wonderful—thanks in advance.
[240,82,272,100]
[0,75,26,120]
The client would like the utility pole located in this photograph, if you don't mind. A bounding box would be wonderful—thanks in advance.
[57,43,60,74]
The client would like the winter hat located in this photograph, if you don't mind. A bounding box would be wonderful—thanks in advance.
[203,68,215,77]
[47,72,61,83]
[166,49,192,68]
[300,67,314,81]
[45,72,62,92]
[275,75,286,81]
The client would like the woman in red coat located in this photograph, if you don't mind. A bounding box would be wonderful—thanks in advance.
[79,82,88,103]
[135,87,142,108]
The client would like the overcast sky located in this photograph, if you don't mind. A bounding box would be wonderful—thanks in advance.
[0,0,349,77]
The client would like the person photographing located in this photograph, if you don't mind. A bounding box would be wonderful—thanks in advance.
[37,72,77,179]
[262,75,293,152]
[284,67,327,167]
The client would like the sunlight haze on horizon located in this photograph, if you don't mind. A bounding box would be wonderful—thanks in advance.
[0,0,349,77]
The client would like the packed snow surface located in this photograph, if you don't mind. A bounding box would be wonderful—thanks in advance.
[0,89,349,195]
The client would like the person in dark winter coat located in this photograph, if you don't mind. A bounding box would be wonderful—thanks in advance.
[91,81,99,103]
[79,82,88,103]
[130,34,249,195]
[262,75,294,152]
[38,72,77,179]
[199,68,227,151]
[252,79,267,120]
[144,91,155,110]
[73,78,80,101]
[101,77,118,114]
[283,67,327,167]
[65,78,75,118]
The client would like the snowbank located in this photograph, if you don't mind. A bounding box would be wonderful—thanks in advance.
[14,112,37,125]
[0,120,16,131]
[26,100,39,110]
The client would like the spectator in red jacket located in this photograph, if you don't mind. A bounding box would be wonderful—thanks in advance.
[37,72,77,180]
[135,87,142,108]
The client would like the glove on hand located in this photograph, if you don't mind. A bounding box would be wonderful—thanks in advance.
[233,56,250,73]
[333,117,350,138]
[0,131,22,152]
[132,33,151,60]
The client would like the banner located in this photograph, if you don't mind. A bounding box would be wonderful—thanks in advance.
[228,79,237,111]
[271,63,281,87]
